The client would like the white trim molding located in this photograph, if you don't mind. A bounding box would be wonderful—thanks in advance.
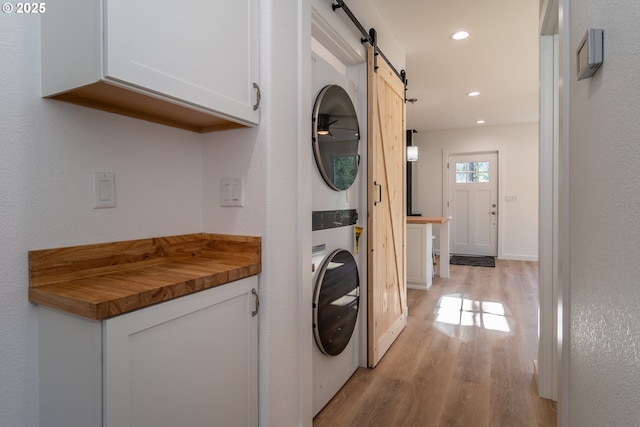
[442,147,506,259]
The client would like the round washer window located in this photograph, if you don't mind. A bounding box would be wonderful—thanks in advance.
[313,249,360,356]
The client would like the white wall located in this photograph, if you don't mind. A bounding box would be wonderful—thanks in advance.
[413,123,539,260]
[1,15,203,427]
[1,1,402,426]
[201,0,404,424]
[201,0,308,424]
[566,1,640,425]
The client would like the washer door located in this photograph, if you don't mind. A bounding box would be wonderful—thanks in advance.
[313,249,360,356]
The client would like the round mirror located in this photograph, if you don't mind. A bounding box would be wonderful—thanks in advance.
[312,85,361,191]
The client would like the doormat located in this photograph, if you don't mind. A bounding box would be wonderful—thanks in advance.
[450,255,496,268]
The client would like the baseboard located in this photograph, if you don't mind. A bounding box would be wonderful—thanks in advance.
[407,282,431,291]
[499,254,539,262]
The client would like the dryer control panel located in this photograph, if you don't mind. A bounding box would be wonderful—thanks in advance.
[312,209,358,231]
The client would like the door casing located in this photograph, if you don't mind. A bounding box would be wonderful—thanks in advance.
[442,148,506,259]
[448,152,499,257]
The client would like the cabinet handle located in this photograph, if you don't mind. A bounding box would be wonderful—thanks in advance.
[253,83,261,111]
[251,288,260,317]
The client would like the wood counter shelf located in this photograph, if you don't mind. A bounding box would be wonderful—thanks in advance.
[406,216,451,225]
[32,233,261,426]
[29,233,261,319]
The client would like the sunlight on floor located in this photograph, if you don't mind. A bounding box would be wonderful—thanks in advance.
[436,294,511,332]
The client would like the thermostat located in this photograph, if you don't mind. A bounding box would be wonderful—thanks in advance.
[577,29,603,80]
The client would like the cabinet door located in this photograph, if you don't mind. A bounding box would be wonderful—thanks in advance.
[103,277,258,427]
[105,0,259,125]
[406,223,433,290]
[406,223,427,284]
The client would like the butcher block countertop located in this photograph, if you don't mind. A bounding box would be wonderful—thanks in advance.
[29,233,261,320]
[406,216,451,224]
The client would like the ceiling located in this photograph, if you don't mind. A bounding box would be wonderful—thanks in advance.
[370,0,540,133]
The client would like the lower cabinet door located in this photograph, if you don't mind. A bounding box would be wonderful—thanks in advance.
[103,277,258,427]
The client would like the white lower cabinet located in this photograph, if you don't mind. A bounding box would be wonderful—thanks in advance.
[406,222,434,290]
[39,276,258,427]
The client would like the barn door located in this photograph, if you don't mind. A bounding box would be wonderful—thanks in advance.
[367,47,407,367]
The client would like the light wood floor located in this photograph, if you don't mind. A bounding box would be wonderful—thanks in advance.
[313,259,557,427]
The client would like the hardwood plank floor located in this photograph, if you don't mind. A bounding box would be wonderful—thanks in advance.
[313,259,557,427]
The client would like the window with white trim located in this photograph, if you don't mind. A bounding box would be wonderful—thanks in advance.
[455,161,490,183]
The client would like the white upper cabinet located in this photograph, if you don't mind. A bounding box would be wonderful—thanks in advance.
[41,0,259,132]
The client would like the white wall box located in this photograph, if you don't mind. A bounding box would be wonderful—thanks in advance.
[41,0,260,133]
[38,276,258,427]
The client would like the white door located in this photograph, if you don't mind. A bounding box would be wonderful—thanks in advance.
[448,152,498,256]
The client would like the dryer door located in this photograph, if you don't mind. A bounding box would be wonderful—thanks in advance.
[312,85,361,191]
[313,249,360,356]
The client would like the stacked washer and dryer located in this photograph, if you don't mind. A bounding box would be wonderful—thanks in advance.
[311,51,366,416]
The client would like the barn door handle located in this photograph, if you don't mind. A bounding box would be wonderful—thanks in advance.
[374,181,382,205]
[251,288,260,317]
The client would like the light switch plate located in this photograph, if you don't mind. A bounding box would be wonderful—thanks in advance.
[220,178,244,207]
[93,172,115,208]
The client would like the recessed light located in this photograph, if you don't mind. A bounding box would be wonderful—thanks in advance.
[467,91,480,97]
[450,31,470,41]
[476,119,486,124]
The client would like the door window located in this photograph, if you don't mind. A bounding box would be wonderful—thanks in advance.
[456,161,490,183]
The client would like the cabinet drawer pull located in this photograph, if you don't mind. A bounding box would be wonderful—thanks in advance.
[253,83,261,111]
[251,288,260,317]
